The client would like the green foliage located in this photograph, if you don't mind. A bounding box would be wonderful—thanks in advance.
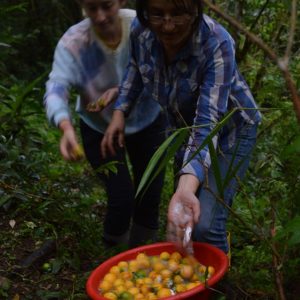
[0,0,300,299]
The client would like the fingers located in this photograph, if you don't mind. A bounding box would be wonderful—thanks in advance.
[60,129,80,161]
[167,221,187,251]
[191,198,200,224]
[101,133,114,158]
[118,131,124,148]
[60,142,70,160]
[101,131,121,158]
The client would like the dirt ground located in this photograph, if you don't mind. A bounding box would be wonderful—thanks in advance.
[0,211,95,300]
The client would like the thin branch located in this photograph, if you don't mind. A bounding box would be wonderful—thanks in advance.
[204,185,282,259]
[283,0,297,66]
[250,0,270,31]
[238,0,270,61]
[270,201,287,300]
[202,0,300,124]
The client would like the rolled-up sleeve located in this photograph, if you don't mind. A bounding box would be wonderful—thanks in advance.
[43,43,79,126]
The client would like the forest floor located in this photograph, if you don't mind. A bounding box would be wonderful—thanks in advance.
[0,210,98,300]
[1,209,300,300]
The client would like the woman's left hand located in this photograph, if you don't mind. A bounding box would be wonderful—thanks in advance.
[101,110,125,158]
[167,174,200,252]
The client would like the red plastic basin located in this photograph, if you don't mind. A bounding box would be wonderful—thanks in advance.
[86,242,229,300]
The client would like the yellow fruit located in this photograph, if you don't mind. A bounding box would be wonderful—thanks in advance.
[110,265,120,275]
[159,251,170,261]
[186,282,200,290]
[143,277,153,285]
[116,285,126,294]
[148,271,158,280]
[160,269,172,279]
[150,256,160,265]
[175,284,186,293]
[157,288,172,298]
[147,293,157,300]
[118,261,129,271]
[128,287,140,296]
[168,259,179,272]
[180,264,194,279]
[103,273,117,283]
[99,280,113,292]
[103,292,117,300]
[170,252,182,262]
[139,258,151,269]
[136,253,148,261]
[129,260,139,272]
[173,275,184,284]
[72,144,84,160]
[97,98,106,110]
[153,261,165,273]
[124,280,134,289]
[208,266,215,276]
[198,265,207,274]
[113,278,125,287]
[121,271,133,280]
[140,284,151,295]
[191,273,199,281]
[135,278,144,287]
[98,251,212,299]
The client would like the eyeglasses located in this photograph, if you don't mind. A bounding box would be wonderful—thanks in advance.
[147,13,197,25]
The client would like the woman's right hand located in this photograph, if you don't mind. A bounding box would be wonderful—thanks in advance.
[101,110,125,158]
[59,119,84,161]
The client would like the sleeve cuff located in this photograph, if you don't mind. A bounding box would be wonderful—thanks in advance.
[179,159,206,184]
[53,111,71,127]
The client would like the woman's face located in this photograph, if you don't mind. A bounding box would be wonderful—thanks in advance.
[82,0,124,35]
[146,0,197,52]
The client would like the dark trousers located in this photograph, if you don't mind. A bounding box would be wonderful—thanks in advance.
[80,114,166,237]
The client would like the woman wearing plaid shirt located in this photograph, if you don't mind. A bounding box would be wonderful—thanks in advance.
[102,0,261,253]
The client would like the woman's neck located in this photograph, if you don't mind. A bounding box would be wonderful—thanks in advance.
[94,18,122,49]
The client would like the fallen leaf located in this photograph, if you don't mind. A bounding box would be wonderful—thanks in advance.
[9,219,16,229]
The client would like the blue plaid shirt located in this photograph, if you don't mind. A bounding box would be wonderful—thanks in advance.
[115,15,262,183]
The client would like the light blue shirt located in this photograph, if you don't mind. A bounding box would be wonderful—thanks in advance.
[44,9,161,134]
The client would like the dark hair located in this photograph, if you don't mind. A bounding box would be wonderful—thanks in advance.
[136,0,203,28]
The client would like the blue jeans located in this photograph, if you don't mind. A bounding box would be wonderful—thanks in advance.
[80,113,166,237]
[190,123,258,253]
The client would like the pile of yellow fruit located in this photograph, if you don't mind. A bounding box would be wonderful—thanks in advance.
[98,251,215,300]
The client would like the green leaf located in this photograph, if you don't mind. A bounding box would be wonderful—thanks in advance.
[135,128,189,197]
[137,108,243,198]
[0,194,12,207]
[11,71,48,118]
[275,216,300,246]
[208,139,224,198]
[281,135,300,158]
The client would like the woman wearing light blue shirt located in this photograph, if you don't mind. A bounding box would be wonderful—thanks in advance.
[102,0,261,253]
[44,0,166,248]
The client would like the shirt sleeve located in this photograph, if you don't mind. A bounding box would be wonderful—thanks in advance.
[43,42,80,127]
[114,20,144,116]
[180,38,235,183]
